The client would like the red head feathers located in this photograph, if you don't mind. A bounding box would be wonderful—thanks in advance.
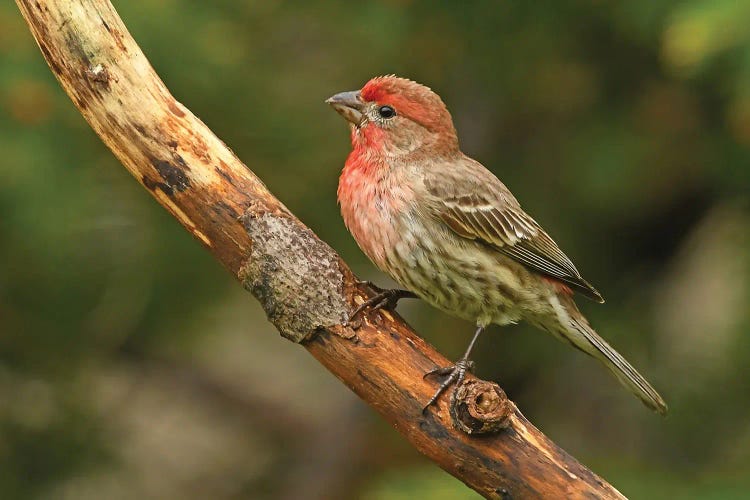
[360,76,456,136]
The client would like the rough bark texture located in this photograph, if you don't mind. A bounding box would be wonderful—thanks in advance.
[15,1,627,498]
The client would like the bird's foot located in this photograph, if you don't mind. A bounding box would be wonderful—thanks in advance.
[347,285,417,324]
[422,358,475,412]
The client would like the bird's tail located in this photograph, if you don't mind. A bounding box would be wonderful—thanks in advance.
[550,297,668,415]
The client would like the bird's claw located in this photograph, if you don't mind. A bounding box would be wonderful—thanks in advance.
[422,358,475,412]
[346,287,417,324]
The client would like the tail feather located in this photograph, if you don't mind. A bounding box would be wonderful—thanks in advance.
[569,317,667,415]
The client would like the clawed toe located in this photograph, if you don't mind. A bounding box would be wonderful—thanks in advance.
[423,360,474,379]
[346,296,381,324]
[422,359,474,412]
[347,287,417,324]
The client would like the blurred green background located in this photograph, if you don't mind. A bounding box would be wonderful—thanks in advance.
[2,0,750,498]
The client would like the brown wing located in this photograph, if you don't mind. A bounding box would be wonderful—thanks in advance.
[424,162,604,302]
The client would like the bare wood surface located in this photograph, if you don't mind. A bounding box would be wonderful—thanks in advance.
[15,1,627,498]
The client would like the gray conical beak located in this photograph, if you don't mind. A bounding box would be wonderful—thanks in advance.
[326,90,365,126]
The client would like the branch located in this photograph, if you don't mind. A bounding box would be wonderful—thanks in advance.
[16,1,626,498]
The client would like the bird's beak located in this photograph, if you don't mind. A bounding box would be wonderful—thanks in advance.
[326,90,365,126]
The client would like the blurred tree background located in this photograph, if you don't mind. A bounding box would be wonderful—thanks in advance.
[1,0,749,498]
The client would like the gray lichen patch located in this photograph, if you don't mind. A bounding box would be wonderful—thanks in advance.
[239,212,349,343]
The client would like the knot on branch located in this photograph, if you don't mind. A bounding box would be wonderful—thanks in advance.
[450,379,511,434]
[239,207,349,343]
[85,63,111,88]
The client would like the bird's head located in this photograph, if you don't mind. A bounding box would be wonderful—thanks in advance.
[326,76,458,156]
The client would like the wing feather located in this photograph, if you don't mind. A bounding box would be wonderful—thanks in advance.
[424,165,604,302]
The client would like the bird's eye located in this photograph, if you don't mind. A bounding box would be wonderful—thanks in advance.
[378,105,396,119]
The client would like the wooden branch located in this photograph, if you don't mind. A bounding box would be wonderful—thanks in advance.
[15,1,627,498]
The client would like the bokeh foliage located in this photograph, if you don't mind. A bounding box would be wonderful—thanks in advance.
[1,1,749,498]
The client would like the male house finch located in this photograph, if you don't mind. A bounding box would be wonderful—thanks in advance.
[327,76,667,414]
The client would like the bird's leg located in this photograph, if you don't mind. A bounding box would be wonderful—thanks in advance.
[422,325,485,412]
[348,282,418,323]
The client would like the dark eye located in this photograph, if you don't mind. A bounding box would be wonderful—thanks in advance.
[378,105,396,119]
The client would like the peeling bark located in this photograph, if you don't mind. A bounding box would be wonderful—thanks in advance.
[15,1,627,498]
[239,209,349,343]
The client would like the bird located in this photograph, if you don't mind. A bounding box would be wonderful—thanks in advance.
[326,75,667,415]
